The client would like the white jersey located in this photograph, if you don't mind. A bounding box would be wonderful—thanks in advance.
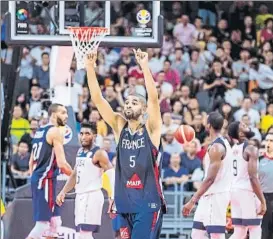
[203,137,233,195]
[75,147,103,194]
[231,142,256,192]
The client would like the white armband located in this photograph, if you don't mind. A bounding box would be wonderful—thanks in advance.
[105,168,115,199]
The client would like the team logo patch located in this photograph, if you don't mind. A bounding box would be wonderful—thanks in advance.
[136,9,151,28]
[120,227,130,239]
[63,125,73,145]
[17,9,28,21]
[126,173,143,189]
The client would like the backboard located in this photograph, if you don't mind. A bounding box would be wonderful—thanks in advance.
[5,1,163,47]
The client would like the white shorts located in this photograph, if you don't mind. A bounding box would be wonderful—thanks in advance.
[193,192,230,234]
[75,189,104,232]
[231,189,262,226]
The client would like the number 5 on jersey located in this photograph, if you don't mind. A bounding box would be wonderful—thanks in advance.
[129,156,136,168]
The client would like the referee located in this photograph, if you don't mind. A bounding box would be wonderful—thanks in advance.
[259,133,273,239]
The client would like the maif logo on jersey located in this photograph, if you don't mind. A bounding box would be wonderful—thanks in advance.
[62,125,73,145]
[120,227,130,239]
[126,173,143,189]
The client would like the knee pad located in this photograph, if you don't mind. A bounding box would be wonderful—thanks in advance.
[28,221,50,239]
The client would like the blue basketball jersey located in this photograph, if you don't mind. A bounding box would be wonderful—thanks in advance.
[115,124,164,213]
[31,124,59,189]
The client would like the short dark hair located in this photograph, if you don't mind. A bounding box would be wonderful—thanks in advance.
[48,103,64,116]
[251,88,260,94]
[81,122,97,134]
[31,83,41,89]
[228,121,240,139]
[207,112,224,131]
[18,140,29,147]
[41,52,49,58]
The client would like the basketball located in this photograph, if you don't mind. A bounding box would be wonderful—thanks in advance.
[174,125,195,144]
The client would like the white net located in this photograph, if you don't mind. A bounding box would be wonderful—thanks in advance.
[68,27,109,70]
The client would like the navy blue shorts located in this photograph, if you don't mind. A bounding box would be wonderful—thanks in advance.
[117,210,163,239]
[31,178,60,222]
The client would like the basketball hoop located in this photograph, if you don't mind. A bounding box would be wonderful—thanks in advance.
[68,27,109,70]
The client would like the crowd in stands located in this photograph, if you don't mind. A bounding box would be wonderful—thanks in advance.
[2,2,273,195]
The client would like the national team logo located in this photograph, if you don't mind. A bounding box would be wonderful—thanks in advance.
[136,9,151,28]
[126,173,143,189]
[120,227,130,239]
[137,128,144,136]
[63,125,73,145]
[16,9,28,21]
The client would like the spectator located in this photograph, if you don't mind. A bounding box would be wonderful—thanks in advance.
[21,118,39,152]
[89,109,108,138]
[180,139,202,174]
[102,137,116,162]
[232,48,251,94]
[184,98,207,125]
[194,17,205,41]
[85,2,103,27]
[242,16,256,46]
[10,105,30,142]
[258,133,273,239]
[249,88,267,115]
[192,114,207,144]
[220,102,234,124]
[18,47,33,97]
[171,101,183,125]
[198,1,218,27]
[178,85,191,113]
[260,18,273,43]
[255,4,273,29]
[173,14,197,47]
[161,59,180,90]
[71,59,86,86]
[148,48,165,74]
[33,52,50,90]
[28,84,42,120]
[111,48,136,73]
[30,46,50,66]
[171,48,189,83]
[161,112,179,135]
[204,60,232,109]
[234,97,261,127]
[10,141,30,187]
[214,19,230,43]
[162,130,183,155]
[260,103,273,134]
[112,64,128,86]
[241,114,262,141]
[163,153,189,191]
[104,85,122,111]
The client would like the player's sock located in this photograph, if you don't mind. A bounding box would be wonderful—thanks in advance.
[78,231,94,239]
[248,225,262,239]
[191,228,207,239]
[27,221,50,239]
[229,226,248,239]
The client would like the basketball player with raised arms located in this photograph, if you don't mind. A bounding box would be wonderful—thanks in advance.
[56,122,114,239]
[85,49,165,239]
[182,112,233,239]
[26,103,73,239]
[228,121,266,239]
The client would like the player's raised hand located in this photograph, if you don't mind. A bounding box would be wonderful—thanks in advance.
[182,200,195,217]
[133,49,148,68]
[85,51,97,68]
[257,202,267,216]
[56,191,66,207]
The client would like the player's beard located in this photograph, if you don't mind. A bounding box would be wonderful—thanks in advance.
[57,117,65,126]
[245,130,255,139]
[124,109,142,121]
